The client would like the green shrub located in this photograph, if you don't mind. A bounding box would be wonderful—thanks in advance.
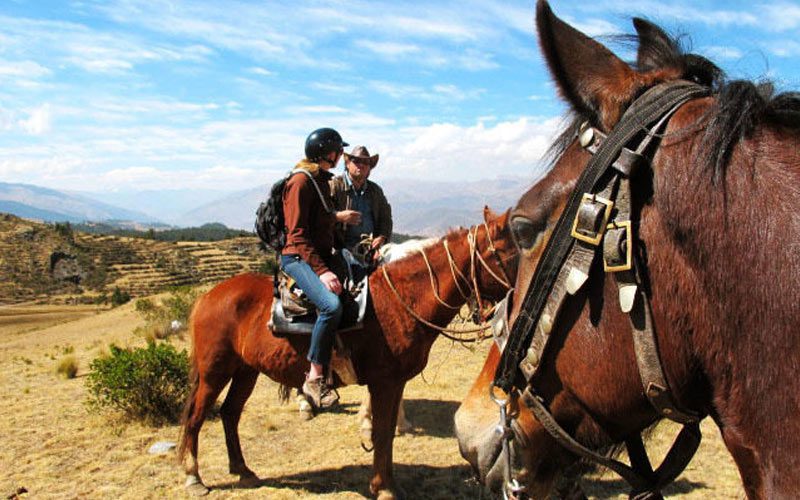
[56,355,78,379]
[133,288,197,340]
[110,287,131,307]
[85,342,190,425]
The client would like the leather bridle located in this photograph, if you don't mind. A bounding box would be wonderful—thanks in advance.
[491,81,710,499]
[381,220,516,342]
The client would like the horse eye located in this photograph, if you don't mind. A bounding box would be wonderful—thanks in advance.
[510,216,546,250]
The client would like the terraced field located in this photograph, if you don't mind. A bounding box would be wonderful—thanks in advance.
[0,214,272,305]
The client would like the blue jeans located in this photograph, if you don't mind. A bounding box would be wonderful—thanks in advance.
[280,254,343,367]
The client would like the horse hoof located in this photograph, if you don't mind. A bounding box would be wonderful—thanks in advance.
[396,420,413,435]
[376,487,405,500]
[238,471,260,487]
[184,475,210,496]
[359,426,374,452]
[297,396,314,420]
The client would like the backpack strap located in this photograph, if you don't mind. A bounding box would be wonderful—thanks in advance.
[290,168,333,214]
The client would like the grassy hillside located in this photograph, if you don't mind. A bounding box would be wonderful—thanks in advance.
[0,213,273,304]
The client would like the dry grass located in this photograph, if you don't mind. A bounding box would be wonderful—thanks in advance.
[0,304,744,499]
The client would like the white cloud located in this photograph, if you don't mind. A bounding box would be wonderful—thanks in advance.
[99,164,258,190]
[369,80,424,99]
[704,46,744,60]
[288,105,348,114]
[354,40,421,57]
[248,66,273,76]
[766,40,800,58]
[764,2,800,31]
[351,116,563,183]
[18,104,51,135]
[310,82,359,94]
[432,84,485,101]
[0,59,51,79]
[567,17,620,38]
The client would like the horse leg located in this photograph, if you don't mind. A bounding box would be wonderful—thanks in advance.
[368,380,405,499]
[359,395,374,450]
[181,374,230,496]
[220,366,259,484]
[360,392,411,451]
[395,397,412,435]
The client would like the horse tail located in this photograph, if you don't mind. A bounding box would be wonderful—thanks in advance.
[177,361,199,463]
[278,383,291,404]
[178,297,203,463]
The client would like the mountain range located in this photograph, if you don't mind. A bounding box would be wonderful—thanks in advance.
[0,183,160,225]
[0,175,540,236]
[175,175,536,236]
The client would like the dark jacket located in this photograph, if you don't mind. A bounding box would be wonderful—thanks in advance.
[281,160,336,275]
[329,175,393,247]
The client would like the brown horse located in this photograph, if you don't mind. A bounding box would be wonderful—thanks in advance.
[455,2,800,499]
[178,207,517,498]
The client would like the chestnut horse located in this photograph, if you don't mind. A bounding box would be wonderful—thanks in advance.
[456,2,800,499]
[178,207,517,498]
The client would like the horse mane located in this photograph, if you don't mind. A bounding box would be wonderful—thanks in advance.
[545,18,800,181]
[380,237,438,264]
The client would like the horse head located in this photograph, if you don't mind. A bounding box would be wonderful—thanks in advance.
[456,1,800,498]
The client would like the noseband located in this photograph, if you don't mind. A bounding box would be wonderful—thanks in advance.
[491,82,709,499]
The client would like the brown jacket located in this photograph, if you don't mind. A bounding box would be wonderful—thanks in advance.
[281,160,336,275]
[329,175,393,247]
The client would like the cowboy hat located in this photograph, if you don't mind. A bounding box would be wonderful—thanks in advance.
[344,145,379,168]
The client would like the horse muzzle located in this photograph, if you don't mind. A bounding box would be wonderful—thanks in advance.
[455,404,531,495]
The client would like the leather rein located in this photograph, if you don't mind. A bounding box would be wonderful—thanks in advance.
[381,221,515,342]
[491,82,710,499]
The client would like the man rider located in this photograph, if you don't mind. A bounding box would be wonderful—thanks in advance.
[330,145,392,267]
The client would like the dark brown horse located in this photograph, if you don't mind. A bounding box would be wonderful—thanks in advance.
[178,207,517,498]
[455,2,800,499]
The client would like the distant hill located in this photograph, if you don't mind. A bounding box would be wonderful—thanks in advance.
[0,200,87,223]
[71,188,231,224]
[0,182,162,224]
[74,221,251,242]
[0,213,270,305]
[177,175,536,236]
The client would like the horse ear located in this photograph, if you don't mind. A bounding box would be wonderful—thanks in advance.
[633,18,680,72]
[536,0,637,129]
[483,205,498,222]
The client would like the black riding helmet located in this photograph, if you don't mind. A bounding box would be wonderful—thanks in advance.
[304,128,349,162]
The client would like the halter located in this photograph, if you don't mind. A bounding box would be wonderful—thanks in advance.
[381,220,515,342]
[491,81,710,499]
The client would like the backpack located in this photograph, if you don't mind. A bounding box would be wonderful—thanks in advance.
[255,169,333,252]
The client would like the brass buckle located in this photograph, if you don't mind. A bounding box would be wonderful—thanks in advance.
[603,220,633,272]
[570,193,614,246]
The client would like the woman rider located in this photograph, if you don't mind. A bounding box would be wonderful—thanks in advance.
[281,127,348,411]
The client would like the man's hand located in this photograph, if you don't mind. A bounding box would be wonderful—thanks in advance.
[370,236,386,249]
[370,236,386,263]
[320,271,342,294]
[336,210,362,225]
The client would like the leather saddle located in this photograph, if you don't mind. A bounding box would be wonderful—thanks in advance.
[269,249,370,336]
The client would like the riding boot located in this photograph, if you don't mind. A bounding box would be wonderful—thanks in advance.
[302,375,339,411]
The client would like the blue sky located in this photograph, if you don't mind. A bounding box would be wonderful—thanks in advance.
[2,0,800,194]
